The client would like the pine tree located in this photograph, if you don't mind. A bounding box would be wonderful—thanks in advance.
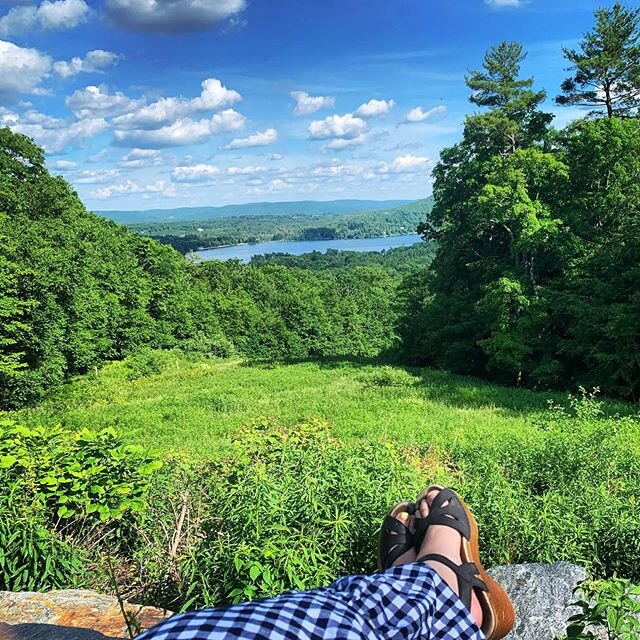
[557,2,640,117]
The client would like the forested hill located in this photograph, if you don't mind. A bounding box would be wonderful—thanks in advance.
[98,198,414,225]
[128,198,433,254]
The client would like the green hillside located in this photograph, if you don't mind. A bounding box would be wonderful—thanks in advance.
[98,198,415,225]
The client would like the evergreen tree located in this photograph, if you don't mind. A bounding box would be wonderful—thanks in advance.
[557,2,640,117]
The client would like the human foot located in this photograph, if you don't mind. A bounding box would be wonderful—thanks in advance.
[417,490,484,628]
[378,501,417,570]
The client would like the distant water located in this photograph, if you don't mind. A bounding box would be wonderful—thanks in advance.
[197,234,422,263]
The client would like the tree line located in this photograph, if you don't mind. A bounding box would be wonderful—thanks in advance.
[401,2,640,399]
[0,133,399,408]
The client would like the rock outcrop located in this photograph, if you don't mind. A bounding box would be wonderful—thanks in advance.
[489,562,587,640]
[0,563,588,640]
[0,590,171,639]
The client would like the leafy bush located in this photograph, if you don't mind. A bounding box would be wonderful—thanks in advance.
[558,578,640,640]
[180,332,235,359]
[130,418,448,609]
[453,394,640,580]
[365,366,417,388]
[126,350,165,381]
[0,420,162,590]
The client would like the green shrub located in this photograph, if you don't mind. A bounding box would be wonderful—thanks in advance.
[452,394,640,580]
[365,366,417,388]
[126,350,165,381]
[0,420,162,590]
[180,332,235,359]
[134,418,448,609]
[558,577,640,640]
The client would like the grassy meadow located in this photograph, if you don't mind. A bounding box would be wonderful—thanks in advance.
[12,350,582,459]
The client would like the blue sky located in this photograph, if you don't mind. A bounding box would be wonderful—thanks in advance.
[0,0,608,210]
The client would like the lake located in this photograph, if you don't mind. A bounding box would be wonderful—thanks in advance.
[197,234,422,262]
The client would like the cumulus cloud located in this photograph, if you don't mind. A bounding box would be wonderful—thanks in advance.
[7,109,108,153]
[172,163,221,182]
[485,0,524,7]
[378,154,432,174]
[51,159,77,170]
[53,50,121,78]
[0,0,88,36]
[290,91,335,116]
[66,85,144,117]
[354,99,395,119]
[74,168,121,184]
[403,105,447,123]
[112,78,240,129]
[119,148,163,168]
[0,40,51,97]
[114,109,246,148]
[105,0,246,33]
[325,134,367,150]
[308,113,367,141]
[224,127,278,149]
[94,179,176,199]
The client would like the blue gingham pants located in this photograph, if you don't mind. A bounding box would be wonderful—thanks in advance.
[138,563,485,639]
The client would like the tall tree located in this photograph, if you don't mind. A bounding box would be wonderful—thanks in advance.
[557,2,640,117]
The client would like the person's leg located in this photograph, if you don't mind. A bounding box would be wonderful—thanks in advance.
[139,501,486,640]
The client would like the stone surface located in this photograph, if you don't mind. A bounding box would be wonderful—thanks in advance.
[0,590,172,639]
[488,562,588,640]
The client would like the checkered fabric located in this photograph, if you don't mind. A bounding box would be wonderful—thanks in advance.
[138,563,485,639]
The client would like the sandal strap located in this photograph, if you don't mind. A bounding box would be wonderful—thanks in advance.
[380,514,414,570]
[413,489,471,549]
[417,553,488,611]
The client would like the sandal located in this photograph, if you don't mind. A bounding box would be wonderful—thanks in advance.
[415,486,515,640]
[378,501,416,571]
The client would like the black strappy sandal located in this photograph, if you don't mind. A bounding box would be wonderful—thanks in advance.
[414,486,516,640]
[377,501,416,571]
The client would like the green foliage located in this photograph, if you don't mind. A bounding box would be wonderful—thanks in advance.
[0,518,86,591]
[126,349,165,381]
[0,128,220,408]
[559,578,640,640]
[557,2,640,117]
[0,419,162,590]
[249,241,436,276]
[365,366,417,388]
[0,420,161,523]
[172,418,441,607]
[180,332,235,359]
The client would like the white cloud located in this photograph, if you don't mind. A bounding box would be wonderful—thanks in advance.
[354,99,395,119]
[74,168,120,184]
[114,109,245,148]
[0,0,88,36]
[112,78,241,129]
[54,50,121,78]
[105,0,246,33]
[172,163,221,182]
[290,91,335,116]
[378,154,432,174]
[119,148,163,168]
[226,165,266,175]
[403,105,447,123]
[8,111,108,153]
[51,159,77,170]
[94,179,176,199]
[485,0,524,7]
[0,40,51,97]
[308,113,367,141]
[325,134,367,150]
[271,152,284,161]
[224,127,278,149]
[66,85,143,117]
[248,178,290,194]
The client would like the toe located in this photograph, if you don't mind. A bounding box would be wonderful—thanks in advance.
[419,496,430,519]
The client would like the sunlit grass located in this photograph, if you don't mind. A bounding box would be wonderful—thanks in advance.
[12,350,629,459]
